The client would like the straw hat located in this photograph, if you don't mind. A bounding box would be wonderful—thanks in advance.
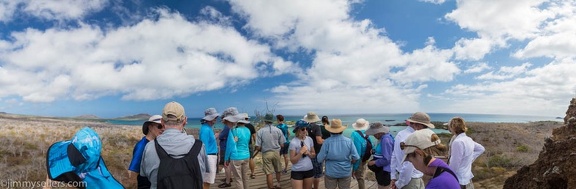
[303,112,321,123]
[325,119,347,133]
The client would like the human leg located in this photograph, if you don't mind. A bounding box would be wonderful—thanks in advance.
[354,161,367,189]
[324,175,337,189]
[336,176,351,189]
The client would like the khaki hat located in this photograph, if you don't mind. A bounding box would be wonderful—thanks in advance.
[325,119,347,133]
[162,101,185,122]
[406,112,435,128]
[303,112,320,123]
[401,129,441,162]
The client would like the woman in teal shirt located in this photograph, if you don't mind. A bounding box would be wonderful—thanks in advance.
[224,113,252,189]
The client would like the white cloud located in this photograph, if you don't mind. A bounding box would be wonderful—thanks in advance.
[442,58,575,116]
[420,0,446,5]
[228,0,461,113]
[452,38,494,61]
[464,62,491,74]
[0,0,109,22]
[476,63,531,80]
[0,8,295,102]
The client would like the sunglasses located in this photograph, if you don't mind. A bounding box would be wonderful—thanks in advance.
[154,123,163,130]
[399,142,419,151]
[300,128,307,131]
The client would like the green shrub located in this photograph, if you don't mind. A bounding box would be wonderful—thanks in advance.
[486,154,517,168]
[516,145,529,152]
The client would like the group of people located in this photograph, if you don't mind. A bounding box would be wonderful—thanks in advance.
[44,100,485,189]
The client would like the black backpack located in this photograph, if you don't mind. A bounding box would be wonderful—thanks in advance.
[356,130,373,162]
[155,139,203,189]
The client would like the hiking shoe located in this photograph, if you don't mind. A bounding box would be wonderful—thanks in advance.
[220,178,233,183]
[218,182,232,188]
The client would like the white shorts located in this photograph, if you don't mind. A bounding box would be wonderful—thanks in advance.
[203,155,218,184]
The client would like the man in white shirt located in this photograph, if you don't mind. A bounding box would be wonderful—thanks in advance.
[390,112,435,189]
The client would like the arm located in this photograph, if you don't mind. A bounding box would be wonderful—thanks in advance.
[350,141,359,164]
[309,139,316,158]
[200,144,210,173]
[316,143,327,163]
[472,141,485,160]
[128,141,145,173]
[351,133,362,171]
[395,161,416,189]
[255,131,262,151]
[278,130,286,146]
[225,130,235,162]
[315,125,324,144]
[390,139,400,180]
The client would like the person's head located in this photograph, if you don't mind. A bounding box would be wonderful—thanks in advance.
[263,113,275,124]
[365,122,389,139]
[293,120,309,138]
[401,129,447,176]
[276,114,284,123]
[325,119,346,135]
[161,101,187,130]
[321,116,329,125]
[221,107,240,127]
[201,108,219,126]
[448,117,467,135]
[143,115,163,138]
[406,112,435,130]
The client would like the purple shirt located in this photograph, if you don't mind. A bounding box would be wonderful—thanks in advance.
[426,159,460,189]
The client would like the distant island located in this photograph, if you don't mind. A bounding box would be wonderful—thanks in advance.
[114,113,151,120]
[76,114,100,119]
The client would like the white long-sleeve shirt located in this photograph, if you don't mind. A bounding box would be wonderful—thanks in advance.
[448,133,485,185]
[390,126,423,188]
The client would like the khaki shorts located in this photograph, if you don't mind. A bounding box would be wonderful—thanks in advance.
[262,151,282,175]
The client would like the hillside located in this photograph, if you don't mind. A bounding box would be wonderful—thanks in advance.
[504,98,576,189]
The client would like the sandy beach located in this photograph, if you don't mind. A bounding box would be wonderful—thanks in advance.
[0,113,563,189]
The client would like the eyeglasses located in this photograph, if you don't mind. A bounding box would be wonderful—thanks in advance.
[156,123,164,130]
[399,142,419,151]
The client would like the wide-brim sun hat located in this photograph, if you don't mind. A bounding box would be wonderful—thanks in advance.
[352,118,369,130]
[325,119,347,133]
[401,129,441,162]
[142,115,162,135]
[365,122,390,135]
[202,108,219,121]
[47,127,102,179]
[237,113,250,124]
[303,112,320,123]
[406,112,435,128]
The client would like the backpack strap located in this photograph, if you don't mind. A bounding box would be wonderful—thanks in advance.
[187,140,203,157]
[154,139,170,159]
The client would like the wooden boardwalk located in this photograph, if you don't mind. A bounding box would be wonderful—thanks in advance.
[210,164,378,189]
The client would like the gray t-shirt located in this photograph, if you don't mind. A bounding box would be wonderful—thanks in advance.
[140,129,209,189]
[256,124,286,152]
[289,136,314,171]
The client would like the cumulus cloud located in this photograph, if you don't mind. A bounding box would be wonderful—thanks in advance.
[0,8,295,102]
[229,0,460,113]
[464,62,491,74]
[476,63,531,80]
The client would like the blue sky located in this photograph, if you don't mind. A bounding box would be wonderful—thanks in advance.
[0,0,575,118]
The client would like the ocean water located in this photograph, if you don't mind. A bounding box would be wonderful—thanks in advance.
[105,113,560,137]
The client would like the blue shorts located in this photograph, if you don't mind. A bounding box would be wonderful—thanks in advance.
[310,157,323,178]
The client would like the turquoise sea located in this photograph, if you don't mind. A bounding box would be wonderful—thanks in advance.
[105,113,560,137]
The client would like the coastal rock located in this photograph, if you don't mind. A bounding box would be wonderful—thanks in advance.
[504,98,576,189]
